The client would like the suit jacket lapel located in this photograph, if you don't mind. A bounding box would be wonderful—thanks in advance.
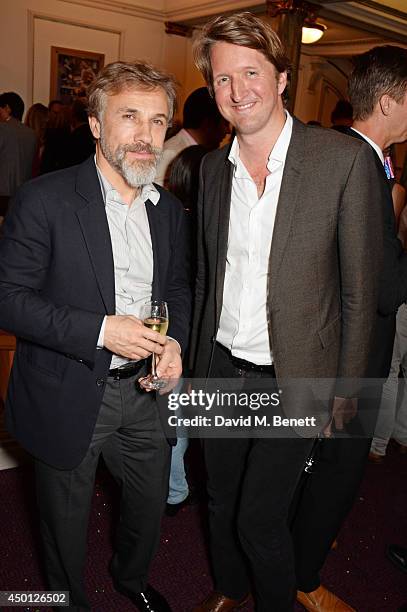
[215,158,233,325]
[75,158,115,314]
[146,197,170,300]
[268,118,304,302]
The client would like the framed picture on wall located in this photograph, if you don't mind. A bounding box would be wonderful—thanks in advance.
[50,47,104,105]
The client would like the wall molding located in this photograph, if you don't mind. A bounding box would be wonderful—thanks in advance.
[321,3,407,44]
[58,0,164,22]
[359,0,407,22]
[301,36,396,57]
[165,0,258,22]
[53,0,407,38]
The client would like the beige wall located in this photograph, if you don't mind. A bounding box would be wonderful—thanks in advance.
[1,0,180,111]
[0,0,208,123]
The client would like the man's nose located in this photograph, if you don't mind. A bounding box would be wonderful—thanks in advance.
[133,119,153,144]
[230,77,247,102]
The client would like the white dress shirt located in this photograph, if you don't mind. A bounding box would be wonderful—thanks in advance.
[217,112,293,365]
[155,128,197,186]
[351,128,384,163]
[96,161,159,368]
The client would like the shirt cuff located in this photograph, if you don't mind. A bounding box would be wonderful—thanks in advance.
[97,316,107,349]
[167,336,181,355]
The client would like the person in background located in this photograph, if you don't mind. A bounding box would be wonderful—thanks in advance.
[384,145,407,226]
[370,145,407,464]
[292,44,407,612]
[155,87,228,186]
[24,102,49,176]
[400,151,407,192]
[0,92,37,217]
[48,99,64,117]
[65,99,95,167]
[164,144,207,517]
[168,144,207,223]
[330,99,353,133]
[40,103,71,174]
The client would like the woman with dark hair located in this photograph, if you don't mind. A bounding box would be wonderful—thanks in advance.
[40,104,71,174]
[165,144,207,517]
[168,144,207,212]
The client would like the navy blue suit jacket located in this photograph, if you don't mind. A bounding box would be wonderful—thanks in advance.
[0,157,191,468]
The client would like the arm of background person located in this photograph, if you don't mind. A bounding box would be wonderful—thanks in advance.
[377,181,407,315]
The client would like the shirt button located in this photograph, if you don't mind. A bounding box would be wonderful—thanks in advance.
[96,378,105,387]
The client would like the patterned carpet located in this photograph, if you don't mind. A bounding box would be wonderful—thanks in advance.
[0,441,406,612]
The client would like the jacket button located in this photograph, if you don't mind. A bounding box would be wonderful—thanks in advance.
[96,378,105,387]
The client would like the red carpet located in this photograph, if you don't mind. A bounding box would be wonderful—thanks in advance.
[0,443,406,612]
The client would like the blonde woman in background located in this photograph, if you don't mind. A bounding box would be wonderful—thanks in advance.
[24,103,49,176]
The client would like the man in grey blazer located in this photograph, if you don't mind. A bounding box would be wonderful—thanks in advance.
[189,12,384,612]
[0,92,37,216]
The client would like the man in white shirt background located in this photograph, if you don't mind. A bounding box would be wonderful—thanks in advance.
[155,86,229,186]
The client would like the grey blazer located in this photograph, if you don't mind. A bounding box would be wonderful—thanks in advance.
[190,119,384,426]
[0,118,37,197]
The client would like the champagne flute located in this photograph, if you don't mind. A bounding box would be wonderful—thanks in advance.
[139,300,169,390]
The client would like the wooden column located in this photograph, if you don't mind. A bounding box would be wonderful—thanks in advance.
[266,1,309,113]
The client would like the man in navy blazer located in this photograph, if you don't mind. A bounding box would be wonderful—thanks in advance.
[0,62,191,612]
[292,45,407,612]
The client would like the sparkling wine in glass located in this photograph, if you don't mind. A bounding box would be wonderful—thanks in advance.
[139,300,169,390]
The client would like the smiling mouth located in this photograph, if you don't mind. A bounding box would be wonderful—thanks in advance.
[233,102,256,111]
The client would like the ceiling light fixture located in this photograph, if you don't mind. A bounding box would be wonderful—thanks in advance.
[302,19,327,44]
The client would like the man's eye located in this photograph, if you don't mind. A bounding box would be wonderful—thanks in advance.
[124,114,135,120]
[217,76,229,86]
[153,118,165,126]
[247,71,257,77]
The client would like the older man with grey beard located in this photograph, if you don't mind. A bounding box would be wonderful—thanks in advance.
[0,61,191,612]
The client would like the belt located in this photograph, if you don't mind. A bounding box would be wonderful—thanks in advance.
[108,360,147,380]
[216,342,275,374]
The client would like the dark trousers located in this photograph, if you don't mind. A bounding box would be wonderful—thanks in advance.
[204,344,313,612]
[291,388,382,593]
[35,373,171,611]
[291,436,372,592]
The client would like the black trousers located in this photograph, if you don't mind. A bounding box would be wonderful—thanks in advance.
[204,344,313,612]
[291,389,381,593]
[291,438,373,592]
[35,373,170,611]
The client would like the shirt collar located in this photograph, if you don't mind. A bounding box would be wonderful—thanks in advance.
[228,111,293,174]
[350,128,384,164]
[94,156,160,206]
